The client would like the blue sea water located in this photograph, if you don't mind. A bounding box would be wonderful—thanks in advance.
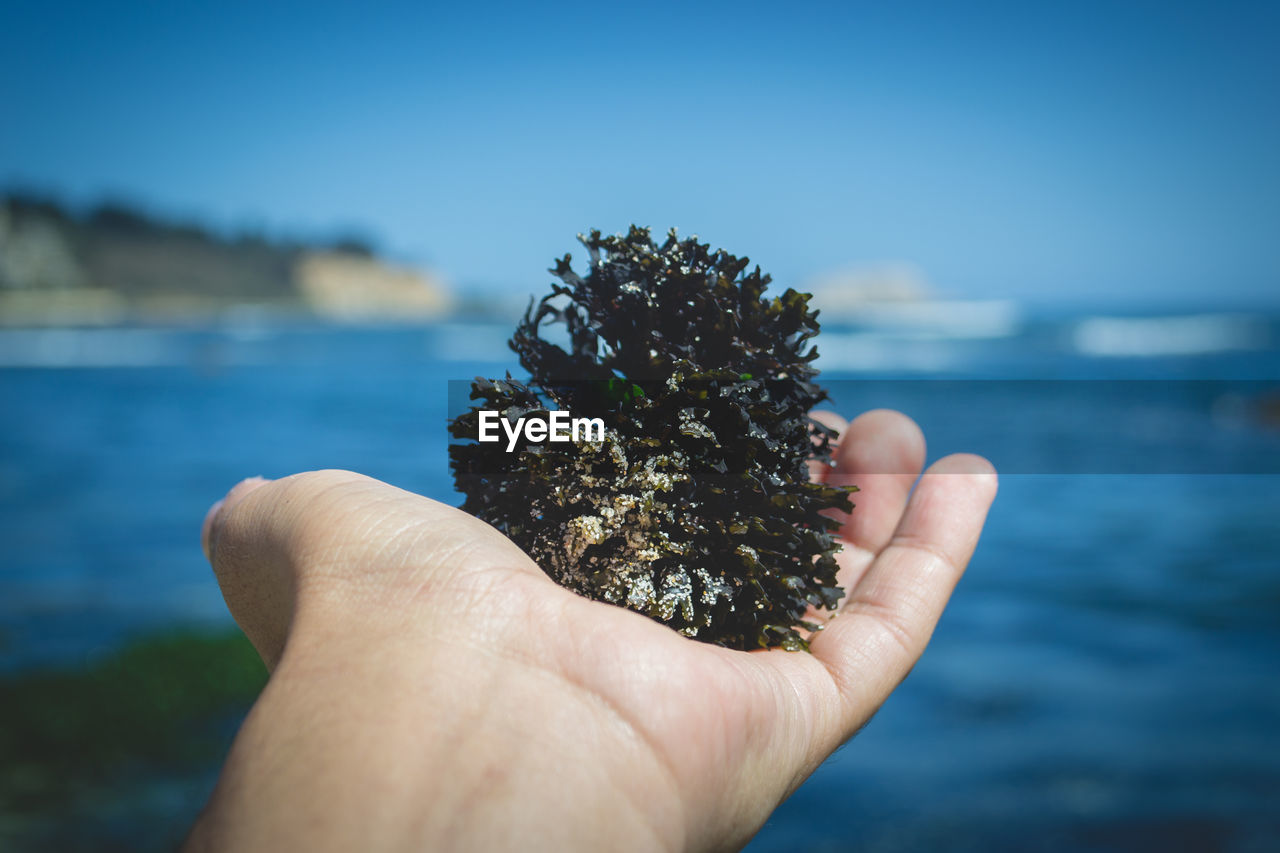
[1,307,1278,850]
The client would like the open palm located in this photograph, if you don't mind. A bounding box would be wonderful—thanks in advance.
[193,408,996,852]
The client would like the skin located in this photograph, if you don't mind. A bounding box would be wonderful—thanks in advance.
[185,409,997,852]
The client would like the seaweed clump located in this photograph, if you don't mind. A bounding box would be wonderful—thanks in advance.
[449,226,854,650]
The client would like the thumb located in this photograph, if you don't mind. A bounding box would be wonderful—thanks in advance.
[202,475,269,563]
[202,470,413,669]
[202,470,354,669]
[200,469,542,669]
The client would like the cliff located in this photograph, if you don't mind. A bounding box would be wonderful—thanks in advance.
[0,194,451,325]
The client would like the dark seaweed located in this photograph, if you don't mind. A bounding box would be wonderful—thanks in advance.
[450,226,855,650]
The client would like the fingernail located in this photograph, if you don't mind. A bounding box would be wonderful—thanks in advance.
[201,499,224,562]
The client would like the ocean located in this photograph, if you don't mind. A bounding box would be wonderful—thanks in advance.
[1,306,1278,850]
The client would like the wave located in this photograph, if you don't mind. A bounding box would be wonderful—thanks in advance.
[1072,314,1271,357]
[825,300,1021,340]
[815,331,962,372]
[0,328,191,367]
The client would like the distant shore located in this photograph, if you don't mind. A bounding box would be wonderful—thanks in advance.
[1,193,458,326]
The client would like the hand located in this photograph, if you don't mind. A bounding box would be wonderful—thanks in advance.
[187,409,996,852]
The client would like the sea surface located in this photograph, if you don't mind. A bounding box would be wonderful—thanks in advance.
[1,305,1278,851]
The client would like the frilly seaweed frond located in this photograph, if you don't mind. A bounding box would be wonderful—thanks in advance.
[450,227,855,650]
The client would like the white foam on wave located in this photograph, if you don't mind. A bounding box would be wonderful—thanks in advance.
[1072,314,1271,357]
[815,331,961,372]
[0,328,188,367]
[830,300,1021,340]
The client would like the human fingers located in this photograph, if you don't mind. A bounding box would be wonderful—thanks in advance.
[827,409,926,551]
[823,409,927,592]
[810,453,997,739]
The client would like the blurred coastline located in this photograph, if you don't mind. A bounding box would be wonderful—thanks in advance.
[0,193,454,326]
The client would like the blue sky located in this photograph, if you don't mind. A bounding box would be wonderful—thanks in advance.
[2,0,1277,305]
